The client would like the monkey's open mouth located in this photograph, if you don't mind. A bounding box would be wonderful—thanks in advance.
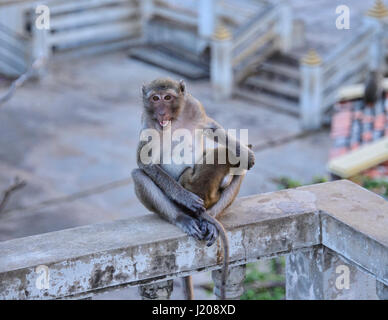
[159,120,170,127]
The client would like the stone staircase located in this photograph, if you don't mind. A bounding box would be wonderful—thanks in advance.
[128,0,268,80]
[128,1,302,117]
[129,44,210,80]
[236,52,301,116]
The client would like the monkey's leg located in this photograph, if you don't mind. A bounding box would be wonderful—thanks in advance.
[131,168,203,240]
[178,166,215,208]
[182,276,194,300]
[132,168,199,300]
[194,168,246,246]
[178,162,224,246]
[207,174,245,219]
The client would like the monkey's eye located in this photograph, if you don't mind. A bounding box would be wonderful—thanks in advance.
[164,95,171,101]
[152,96,159,101]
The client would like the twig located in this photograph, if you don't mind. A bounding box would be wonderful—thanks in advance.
[0,177,26,213]
[0,57,46,105]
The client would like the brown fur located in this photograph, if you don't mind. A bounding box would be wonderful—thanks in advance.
[178,147,236,209]
[133,78,255,300]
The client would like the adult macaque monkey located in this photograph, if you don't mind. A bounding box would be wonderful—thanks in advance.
[132,78,255,299]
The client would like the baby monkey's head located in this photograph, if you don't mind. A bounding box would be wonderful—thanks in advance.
[142,78,186,128]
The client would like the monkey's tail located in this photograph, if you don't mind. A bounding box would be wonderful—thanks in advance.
[203,213,229,300]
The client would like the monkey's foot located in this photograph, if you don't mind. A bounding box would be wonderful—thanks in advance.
[200,220,219,247]
[176,215,204,241]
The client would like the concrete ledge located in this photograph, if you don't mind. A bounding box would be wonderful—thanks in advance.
[0,180,387,299]
[301,180,388,286]
[322,215,388,286]
[300,180,388,247]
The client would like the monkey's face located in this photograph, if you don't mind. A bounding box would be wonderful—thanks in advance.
[148,91,178,128]
[142,79,185,129]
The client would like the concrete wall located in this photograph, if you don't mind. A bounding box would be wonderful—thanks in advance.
[0,180,387,300]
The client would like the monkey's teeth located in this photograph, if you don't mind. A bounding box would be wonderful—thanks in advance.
[160,121,169,127]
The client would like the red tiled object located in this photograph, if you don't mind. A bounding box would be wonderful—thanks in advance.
[374,114,385,130]
[329,90,388,178]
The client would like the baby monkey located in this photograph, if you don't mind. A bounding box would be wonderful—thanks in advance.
[179,147,237,211]
[178,146,250,300]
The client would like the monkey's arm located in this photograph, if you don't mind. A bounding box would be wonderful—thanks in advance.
[203,118,255,170]
[136,141,205,214]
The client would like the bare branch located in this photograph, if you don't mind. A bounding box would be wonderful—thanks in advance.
[0,57,46,106]
[0,177,27,213]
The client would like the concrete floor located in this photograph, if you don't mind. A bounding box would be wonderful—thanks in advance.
[0,52,331,299]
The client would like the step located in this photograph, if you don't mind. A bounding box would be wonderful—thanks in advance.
[148,15,197,33]
[157,45,209,69]
[218,0,266,29]
[235,86,299,116]
[244,75,300,99]
[128,47,209,80]
[146,17,206,55]
[234,42,278,83]
[260,61,300,81]
[55,37,145,58]
[268,51,300,67]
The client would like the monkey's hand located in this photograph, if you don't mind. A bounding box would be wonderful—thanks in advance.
[200,219,219,247]
[176,189,206,215]
[176,214,204,241]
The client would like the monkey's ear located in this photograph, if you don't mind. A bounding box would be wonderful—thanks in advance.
[179,80,186,94]
[141,83,146,96]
